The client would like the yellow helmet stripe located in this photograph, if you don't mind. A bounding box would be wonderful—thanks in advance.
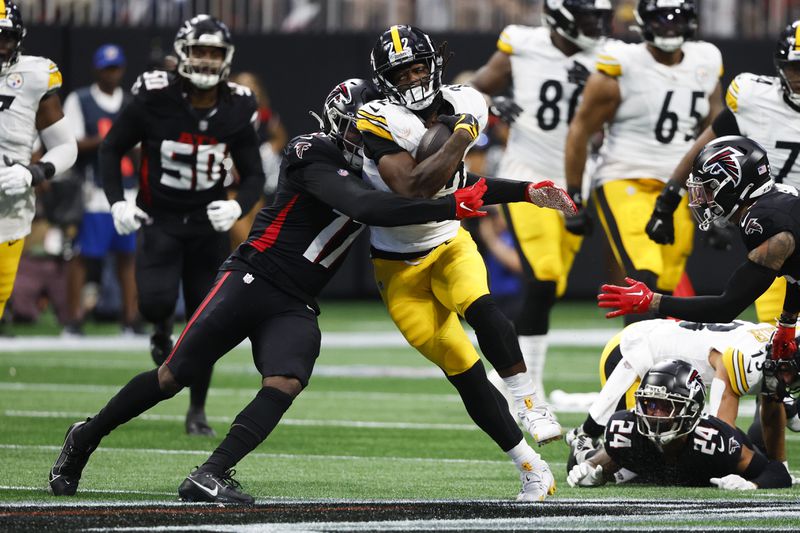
[390,25,403,54]
[0,1,7,20]
[795,24,800,50]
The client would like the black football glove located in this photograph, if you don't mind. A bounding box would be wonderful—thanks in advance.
[564,186,593,236]
[706,221,736,251]
[437,113,480,141]
[489,96,523,124]
[567,61,591,87]
[645,181,683,245]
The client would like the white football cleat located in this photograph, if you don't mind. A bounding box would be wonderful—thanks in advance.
[518,399,562,445]
[516,459,556,502]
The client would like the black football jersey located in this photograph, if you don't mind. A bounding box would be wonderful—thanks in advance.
[740,185,800,277]
[604,411,745,486]
[101,71,264,222]
[223,133,455,310]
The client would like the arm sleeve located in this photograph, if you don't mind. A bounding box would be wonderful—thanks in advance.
[465,171,527,204]
[299,163,455,226]
[229,125,267,215]
[659,260,777,322]
[362,131,406,161]
[100,98,148,205]
[712,108,741,137]
[782,281,800,315]
[742,450,792,488]
[62,92,86,139]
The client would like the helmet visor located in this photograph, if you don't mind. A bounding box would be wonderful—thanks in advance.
[634,390,698,444]
[687,175,724,231]
[644,9,693,38]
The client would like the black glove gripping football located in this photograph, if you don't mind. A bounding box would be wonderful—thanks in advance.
[567,61,591,87]
[564,186,593,236]
[489,96,523,124]
[646,180,683,245]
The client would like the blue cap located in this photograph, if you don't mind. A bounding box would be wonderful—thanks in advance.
[93,44,125,69]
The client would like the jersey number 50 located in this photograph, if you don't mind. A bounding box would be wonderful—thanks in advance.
[160,141,230,191]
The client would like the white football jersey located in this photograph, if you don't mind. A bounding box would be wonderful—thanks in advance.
[593,41,723,185]
[358,84,488,254]
[619,319,772,396]
[494,26,599,187]
[0,55,63,243]
[725,73,800,188]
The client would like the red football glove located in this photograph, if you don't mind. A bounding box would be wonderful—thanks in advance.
[525,181,577,215]
[597,277,654,318]
[453,178,488,219]
[771,320,797,360]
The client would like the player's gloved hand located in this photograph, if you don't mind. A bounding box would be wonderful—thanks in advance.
[771,318,797,360]
[706,221,736,251]
[525,180,577,215]
[564,186,593,235]
[207,200,243,232]
[567,463,604,488]
[597,277,655,318]
[110,200,151,235]
[453,178,487,219]
[489,96,523,124]
[0,155,49,196]
[710,474,757,490]
[567,61,591,87]
[645,181,683,245]
[437,113,480,141]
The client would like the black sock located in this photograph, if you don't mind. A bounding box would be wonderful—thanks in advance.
[582,414,605,439]
[515,280,557,336]
[190,365,213,409]
[447,361,523,452]
[76,368,173,448]
[464,295,523,371]
[201,386,294,474]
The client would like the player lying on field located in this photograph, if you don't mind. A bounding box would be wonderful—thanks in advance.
[567,360,792,490]
[566,319,800,466]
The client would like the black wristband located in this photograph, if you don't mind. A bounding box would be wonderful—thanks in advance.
[655,180,684,213]
[567,186,583,208]
[29,162,55,186]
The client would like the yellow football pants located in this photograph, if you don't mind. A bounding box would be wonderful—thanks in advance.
[755,277,786,324]
[599,330,640,410]
[0,239,24,317]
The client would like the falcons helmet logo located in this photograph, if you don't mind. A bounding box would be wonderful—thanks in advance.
[702,146,745,186]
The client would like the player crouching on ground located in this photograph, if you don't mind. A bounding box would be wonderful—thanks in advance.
[567,359,792,490]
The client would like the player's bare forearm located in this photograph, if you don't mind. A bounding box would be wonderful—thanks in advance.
[585,446,620,480]
[761,398,787,461]
[702,81,724,129]
[670,126,717,187]
[748,232,795,271]
[408,131,472,198]
[470,51,512,95]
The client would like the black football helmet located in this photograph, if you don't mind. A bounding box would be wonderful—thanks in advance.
[634,0,697,53]
[543,0,613,51]
[634,359,706,447]
[0,1,25,73]
[174,14,234,90]
[322,78,380,171]
[687,135,773,231]
[774,20,800,107]
[761,334,800,400]
[370,25,443,111]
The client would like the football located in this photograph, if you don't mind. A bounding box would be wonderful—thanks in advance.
[415,122,451,162]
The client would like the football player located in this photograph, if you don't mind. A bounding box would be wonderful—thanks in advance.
[567,360,792,490]
[0,1,77,319]
[646,20,800,326]
[99,15,266,436]
[470,0,613,399]
[48,78,489,503]
[565,0,723,324]
[358,25,577,502]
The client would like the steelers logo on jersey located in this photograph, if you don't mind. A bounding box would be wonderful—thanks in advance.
[6,73,22,89]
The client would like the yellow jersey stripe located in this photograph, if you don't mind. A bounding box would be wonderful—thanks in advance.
[722,347,743,396]
[725,85,738,113]
[795,24,800,50]
[356,109,387,125]
[356,118,393,141]
[47,70,63,90]
[737,349,749,394]
[390,25,403,54]
[597,62,622,77]
[497,32,513,54]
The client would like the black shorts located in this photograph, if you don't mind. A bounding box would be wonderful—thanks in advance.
[164,269,321,387]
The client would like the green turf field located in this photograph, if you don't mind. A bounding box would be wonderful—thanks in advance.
[1,300,797,530]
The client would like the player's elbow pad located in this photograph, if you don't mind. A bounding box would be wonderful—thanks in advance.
[39,116,77,176]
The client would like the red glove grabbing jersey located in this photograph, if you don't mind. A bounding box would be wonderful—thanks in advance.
[772,320,797,360]
[525,180,577,215]
[597,277,654,318]
[453,178,487,219]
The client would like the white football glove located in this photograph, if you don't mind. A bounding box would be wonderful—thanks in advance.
[110,200,150,235]
[0,161,33,196]
[710,474,757,490]
[207,200,242,232]
[567,462,604,488]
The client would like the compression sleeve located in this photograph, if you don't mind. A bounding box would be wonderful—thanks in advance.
[300,163,455,226]
[743,451,792,488]
[38,116,77,177]
[712,108,741,136]
[465,171,527,205]
[658,260,777,322]
[229,124,266,215]
[100,98,148,205]
[782,282,800,315]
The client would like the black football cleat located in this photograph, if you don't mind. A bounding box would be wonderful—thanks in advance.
[49,420,96,496]
[178,468,255,504]
[185,407,216,437]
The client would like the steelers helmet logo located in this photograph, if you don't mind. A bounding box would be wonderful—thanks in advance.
[6,72,22,89]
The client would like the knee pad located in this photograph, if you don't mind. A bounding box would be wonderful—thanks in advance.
[464,295,523,370]
[515,280,557,335]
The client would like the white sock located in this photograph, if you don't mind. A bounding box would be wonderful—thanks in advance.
[503,371,544,410]
[506,438,541,473]
[588,360,639,426]
[518,334,548,398]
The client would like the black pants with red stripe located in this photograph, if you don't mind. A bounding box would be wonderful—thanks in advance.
[164,269,322,387]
